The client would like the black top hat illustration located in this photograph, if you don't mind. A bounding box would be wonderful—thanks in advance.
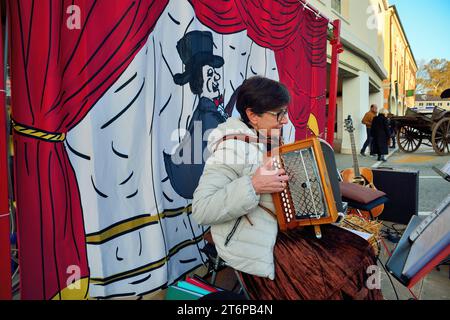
[173,31,224,87]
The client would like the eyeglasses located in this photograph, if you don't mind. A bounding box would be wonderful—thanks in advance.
[266,109,288,122]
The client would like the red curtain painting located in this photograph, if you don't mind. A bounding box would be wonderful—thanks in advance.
[7,0,328,299]
[190,0,329,140]
[0,2,12,300]
[8,0,168,299]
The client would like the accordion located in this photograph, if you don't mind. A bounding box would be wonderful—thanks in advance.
[270,137,338,238]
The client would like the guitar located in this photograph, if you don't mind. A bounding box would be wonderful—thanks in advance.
[341,115,384,218]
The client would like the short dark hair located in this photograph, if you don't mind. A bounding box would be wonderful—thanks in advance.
[236,76,291,125]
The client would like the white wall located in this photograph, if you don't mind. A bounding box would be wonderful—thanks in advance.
[369,91,383,112]
[341,71,369,154]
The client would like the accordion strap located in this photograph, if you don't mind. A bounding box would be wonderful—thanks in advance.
[258,204,277,219]
[212,134,271,152]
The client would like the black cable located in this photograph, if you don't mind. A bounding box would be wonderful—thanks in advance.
[381,223,405,243]
[391,223,406,235]
[380,230,391,237]
[382,222,404,234]
[381,222,397,232]
[377,256,399,300]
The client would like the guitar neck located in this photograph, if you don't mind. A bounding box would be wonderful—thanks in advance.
[349,132,361,177]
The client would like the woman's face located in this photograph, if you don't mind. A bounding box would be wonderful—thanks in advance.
[247,106,289,138]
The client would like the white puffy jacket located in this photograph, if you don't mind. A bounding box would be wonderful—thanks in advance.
[192,117,278,280]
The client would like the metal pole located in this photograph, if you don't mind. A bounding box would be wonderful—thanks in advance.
[326,19,343,147]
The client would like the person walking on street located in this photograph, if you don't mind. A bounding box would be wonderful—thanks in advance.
[360,104,378,156]
[371,109,390,162]
[387,113,397,148]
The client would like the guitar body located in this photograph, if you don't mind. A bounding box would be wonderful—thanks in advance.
[341,167,374,187]
[342,115,384,220]
[340,167,384,219]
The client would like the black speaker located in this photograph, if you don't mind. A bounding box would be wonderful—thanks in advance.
[371,168,419,225]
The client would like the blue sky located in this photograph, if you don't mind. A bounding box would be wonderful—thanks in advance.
[389,0,450,63]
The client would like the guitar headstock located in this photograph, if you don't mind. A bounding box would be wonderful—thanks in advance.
[344,115,354,133]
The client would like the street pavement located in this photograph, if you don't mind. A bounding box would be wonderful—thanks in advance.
[334,145,450,214]
[335,145,450,300]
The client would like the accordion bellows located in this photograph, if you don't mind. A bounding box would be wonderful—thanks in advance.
[271,138,339,235]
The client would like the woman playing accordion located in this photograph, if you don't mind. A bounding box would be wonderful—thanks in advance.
[192,76,383,300]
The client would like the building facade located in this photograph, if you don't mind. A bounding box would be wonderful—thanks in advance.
[383,5,417,116]
[309,0,388,154]
[415,95,450,112]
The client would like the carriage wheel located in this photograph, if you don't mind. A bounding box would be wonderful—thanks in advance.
[397,125,422,153]
[431,118,450,155]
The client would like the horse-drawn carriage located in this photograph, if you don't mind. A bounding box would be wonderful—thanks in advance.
[390,106,450,155]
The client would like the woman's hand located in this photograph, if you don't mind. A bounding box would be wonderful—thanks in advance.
[251,158,289,194]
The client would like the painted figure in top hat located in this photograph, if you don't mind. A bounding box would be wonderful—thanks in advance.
[164,31,228,199]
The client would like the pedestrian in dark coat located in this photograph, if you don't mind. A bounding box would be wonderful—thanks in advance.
[370,109,390,161]
[387,113,397,148]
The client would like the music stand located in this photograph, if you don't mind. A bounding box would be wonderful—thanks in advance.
[386,195,450,288]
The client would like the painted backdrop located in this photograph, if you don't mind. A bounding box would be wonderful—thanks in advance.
[8,0,328,299]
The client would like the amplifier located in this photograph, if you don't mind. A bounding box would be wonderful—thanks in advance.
[371,168,419,225]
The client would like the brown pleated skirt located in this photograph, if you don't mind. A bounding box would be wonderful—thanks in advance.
[239,225,384,300]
